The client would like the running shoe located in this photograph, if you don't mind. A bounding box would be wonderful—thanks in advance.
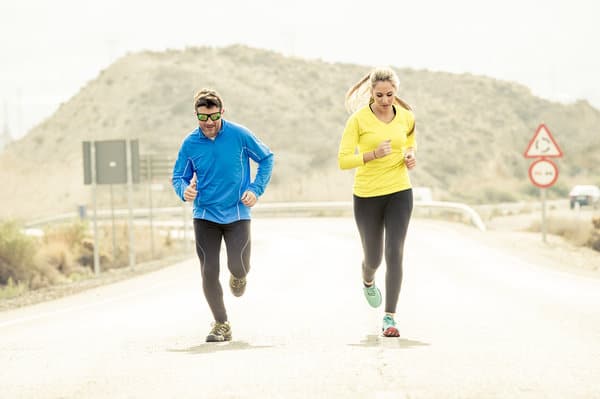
[363,283,382,308]
[206,321,232,342]
[382,314,400,337]
[229,275,247,297]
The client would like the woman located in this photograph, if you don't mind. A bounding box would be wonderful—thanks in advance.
[337,67,417,337]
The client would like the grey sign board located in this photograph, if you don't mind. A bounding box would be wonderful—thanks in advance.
[83,139,140,185]
[95,140,128,184]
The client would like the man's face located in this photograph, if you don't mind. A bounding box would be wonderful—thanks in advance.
[196,105,223,138]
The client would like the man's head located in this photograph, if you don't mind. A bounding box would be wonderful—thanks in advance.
[194,88,224,138]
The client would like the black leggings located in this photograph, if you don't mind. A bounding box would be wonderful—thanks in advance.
[193,219,251,323]
[353,189,413,313]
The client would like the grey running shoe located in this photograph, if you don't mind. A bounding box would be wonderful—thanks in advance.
[206,321,232,342]
[229,275,247,297]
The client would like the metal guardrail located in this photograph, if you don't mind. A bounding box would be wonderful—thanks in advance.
[417,200,486,231]
[255,201,486,231]
[256,201,486,231]
[25,200,486,231]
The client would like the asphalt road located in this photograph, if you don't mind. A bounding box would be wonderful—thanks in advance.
[1,217,599,399]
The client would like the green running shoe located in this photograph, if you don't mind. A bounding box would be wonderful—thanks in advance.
[382,314,400,337]
[206,321,232,342]
[363,283,382,308]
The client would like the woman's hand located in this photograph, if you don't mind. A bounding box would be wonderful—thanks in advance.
[374,139,392,159]
[404,151,417,169]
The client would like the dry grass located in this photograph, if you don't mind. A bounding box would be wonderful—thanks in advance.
[0,278,27,300]
[591,217,600,251]
[0,219,185,299]
[528,215,598,249]
[0,221,37,286]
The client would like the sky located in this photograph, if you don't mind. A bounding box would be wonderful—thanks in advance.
[1,0,599,140]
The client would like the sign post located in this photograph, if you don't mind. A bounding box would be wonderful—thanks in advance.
[524,124,563,242]
[83,139,139,274]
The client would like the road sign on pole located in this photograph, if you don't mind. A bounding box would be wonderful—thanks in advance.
[524,124,563,158]
[528,158,559,188]
[82,139,140,273]
[524,124,562,243]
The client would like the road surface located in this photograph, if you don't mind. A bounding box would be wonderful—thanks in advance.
[1,217,599,398]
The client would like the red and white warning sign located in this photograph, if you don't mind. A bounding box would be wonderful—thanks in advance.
[528,158,559,188]
[524,124,563,158]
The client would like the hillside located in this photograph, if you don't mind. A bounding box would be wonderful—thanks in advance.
[1,45,599,221]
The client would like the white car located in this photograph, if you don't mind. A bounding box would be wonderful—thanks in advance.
[569,185,600,209]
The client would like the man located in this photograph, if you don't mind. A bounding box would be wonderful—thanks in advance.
[172,88,274,342]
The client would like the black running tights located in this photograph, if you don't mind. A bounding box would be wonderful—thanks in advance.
[353,189,413,313]
[193,219,251,323]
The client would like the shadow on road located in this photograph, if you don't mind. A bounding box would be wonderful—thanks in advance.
[168,340,275,354]
[348,334,429,349]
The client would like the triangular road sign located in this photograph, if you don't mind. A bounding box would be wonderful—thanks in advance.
[524,124,563,158]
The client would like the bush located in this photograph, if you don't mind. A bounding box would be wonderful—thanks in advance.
[0,217,184,298]
[0,220,37,286]
[43,222,94,275]
[590,217,600,252]
[529,216,592,246]
[36,241,84,277]
[43,222,88,251]
[0,277,27,300]
[529,215,600,251]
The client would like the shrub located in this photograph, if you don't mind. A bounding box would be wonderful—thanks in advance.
[529,215,599,250]
[43,222,96,273]
[0,217,183,297]
[0,277,27,300]
[0,220,37,286]
[43,222,88,251]
[35,241,92,279]
[590,217,600,252]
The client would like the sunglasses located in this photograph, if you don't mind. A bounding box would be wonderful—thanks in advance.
[197,112,222,122]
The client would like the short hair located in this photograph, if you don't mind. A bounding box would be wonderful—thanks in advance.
[193,88,223,110]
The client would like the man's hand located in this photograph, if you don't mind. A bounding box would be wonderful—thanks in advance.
[183,178,198,201]
[241,190,257,207]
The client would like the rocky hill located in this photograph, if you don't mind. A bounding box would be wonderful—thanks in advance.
[1,45,599,221]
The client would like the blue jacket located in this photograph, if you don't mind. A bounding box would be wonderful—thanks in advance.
[172,119,274,223]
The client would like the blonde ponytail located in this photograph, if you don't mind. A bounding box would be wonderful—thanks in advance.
[394,96,412,111]
[344,73,371,114]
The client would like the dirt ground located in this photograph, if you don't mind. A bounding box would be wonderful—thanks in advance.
[481,209,600,277]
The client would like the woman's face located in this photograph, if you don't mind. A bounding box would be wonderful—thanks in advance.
[371,81,396,109]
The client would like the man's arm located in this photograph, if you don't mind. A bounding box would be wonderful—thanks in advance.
[244,132,274,197]
[171,146,195,201]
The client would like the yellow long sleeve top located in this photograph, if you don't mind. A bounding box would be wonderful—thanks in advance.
[338,104,416,197]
